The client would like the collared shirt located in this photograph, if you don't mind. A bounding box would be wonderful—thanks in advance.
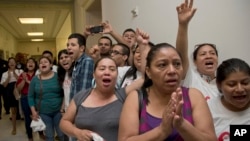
[70,53,94,99]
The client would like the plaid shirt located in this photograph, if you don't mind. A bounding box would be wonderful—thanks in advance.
[70,53,94,99]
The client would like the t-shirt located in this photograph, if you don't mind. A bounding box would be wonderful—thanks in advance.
[208,96,250,141]
[63,72,71,111]
[1,69,23,84]
[182,67,220,101]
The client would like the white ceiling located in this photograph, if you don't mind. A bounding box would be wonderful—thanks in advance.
[0,0,73,42]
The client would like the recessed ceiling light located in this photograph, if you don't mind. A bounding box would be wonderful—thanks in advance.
[19,18,44,24]
[31,39,44,42]
[27,32,44,36]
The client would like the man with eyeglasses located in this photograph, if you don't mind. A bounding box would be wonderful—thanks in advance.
[110,43,131,87]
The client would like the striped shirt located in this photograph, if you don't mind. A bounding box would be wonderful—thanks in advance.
[28,72,63,114]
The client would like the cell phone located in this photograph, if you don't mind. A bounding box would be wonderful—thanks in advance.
[90,26,104,33]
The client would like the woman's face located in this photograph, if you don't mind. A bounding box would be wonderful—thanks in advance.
[133,47,141,71]
[26,59,36,71]
[8,58,16,70]
[194,45,218,76]
[146,47,183,92]
[94,58,118,90]
[39,58,52,74]
[59,53,73,71]
[219,71,250,111]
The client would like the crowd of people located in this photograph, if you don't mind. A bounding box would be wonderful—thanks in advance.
[0,0,249,141]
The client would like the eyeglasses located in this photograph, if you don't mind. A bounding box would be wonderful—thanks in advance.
[194,43,216,51]
[109,50,123,55]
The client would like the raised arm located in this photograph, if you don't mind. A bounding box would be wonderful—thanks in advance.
[102,21,128,46]
[102,21,134,65]
[136,28,151,75]
[176,0,196,79]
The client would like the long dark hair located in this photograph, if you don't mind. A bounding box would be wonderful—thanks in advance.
[57,49,74,86]
[141,43,182,104]
[216,58,250,93]
[23,58,38,73]
[120,42,154,87]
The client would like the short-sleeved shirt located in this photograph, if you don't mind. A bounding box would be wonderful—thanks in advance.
[208,96,250,140]
[182,67,220,101]
[1,69,23,84]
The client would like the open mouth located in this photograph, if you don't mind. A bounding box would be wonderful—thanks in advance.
[205,61,213,65]
[28,65,33,68]
[233,95,247,100]
[68,52,73,56]
[41,66,46,69]
[102,78,112,86]
[165,79,178,86]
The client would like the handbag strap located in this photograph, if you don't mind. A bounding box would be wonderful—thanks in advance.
[37,75,43,112]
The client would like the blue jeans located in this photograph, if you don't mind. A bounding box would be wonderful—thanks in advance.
[40,111,64,141]
[20,95,33,139]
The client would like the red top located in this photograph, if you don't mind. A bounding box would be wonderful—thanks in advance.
[16,72,35,95]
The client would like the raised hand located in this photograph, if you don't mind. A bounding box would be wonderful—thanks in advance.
[136,28,150,45]
[102,20,113,34]
[83,25,94,37]
[88,44,101,61]
[176,0,197,25]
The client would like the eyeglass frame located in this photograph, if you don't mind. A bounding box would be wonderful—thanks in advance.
[109,50,124,55]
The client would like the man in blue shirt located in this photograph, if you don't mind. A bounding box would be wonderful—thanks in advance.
[67,33,94,99]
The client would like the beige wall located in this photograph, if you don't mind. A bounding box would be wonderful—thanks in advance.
[16,41,56,60]
[102,0,250,64]
[56,13,72,58]
[0,26,17,60]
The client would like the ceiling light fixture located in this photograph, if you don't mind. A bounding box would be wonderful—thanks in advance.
[19,18,44,24]
[31,39,44,42]
[27,32,44,36]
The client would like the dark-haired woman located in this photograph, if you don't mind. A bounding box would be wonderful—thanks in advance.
[120,28,153,88]
[175,0,219,100]
[0,57,23,135]
[208,58,250,141]
[60,57,143,141]
[16,58,38,141]
[57,49,74,113]
[28,56,64,141]
[119,42,216,141]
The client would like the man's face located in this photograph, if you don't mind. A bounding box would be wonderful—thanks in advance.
[98,38,111,57]
[67,38,84,61]
[110,45,127,67]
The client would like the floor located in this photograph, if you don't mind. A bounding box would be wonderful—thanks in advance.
[0,111,43,141]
